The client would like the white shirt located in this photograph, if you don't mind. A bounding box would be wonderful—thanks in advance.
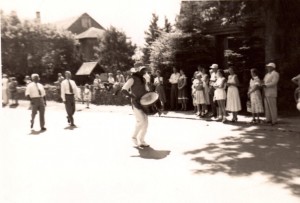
[61,79,79,101]
[108,76,115,84]
[169,72,180,84]
[210,71,217,82]
[144,73,151,83]
[25,82,46,98]
[154,77,163,85]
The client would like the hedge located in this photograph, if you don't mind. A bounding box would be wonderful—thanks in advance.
[15,85,131,106]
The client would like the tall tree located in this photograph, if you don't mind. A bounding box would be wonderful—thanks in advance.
[163,16,172,33]
[143,13,160,64]
[94,26,136,73]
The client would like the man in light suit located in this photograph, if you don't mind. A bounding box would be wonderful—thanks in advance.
[25,74,47,131]
[262,62,280,125]
[61,71,79,127]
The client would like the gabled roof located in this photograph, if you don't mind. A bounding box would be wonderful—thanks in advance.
[76,27,105,39]
[54,15,79,30]
[76,62,99,75]
[53,13,105,31]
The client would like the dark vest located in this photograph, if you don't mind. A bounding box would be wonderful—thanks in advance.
[131,75,147,109]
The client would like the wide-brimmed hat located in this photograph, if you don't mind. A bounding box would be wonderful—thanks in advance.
[138,66,147,72]
[210,64,218,69]
[266,62,276,68]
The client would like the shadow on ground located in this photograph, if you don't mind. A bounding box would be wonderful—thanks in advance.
[132,147,171,160]
[185,119,300,197]
[28,129,46,135]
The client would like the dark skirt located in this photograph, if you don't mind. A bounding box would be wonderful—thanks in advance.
[155,85,166,103]
[178,87,188,103]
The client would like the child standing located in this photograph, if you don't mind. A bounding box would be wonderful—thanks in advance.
[248,69,264,123]
[193,74,206,117]
[83,84,92,109]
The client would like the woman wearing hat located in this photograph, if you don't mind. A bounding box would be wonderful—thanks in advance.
[262,62,279,125]
[121,65,150,148]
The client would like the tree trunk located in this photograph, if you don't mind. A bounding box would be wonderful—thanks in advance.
[263,0,280,64]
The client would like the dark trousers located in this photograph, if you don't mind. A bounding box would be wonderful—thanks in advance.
[65,94,75,124]
[31,97,45,128]
[170,84,178,110]
[209,87,217,117]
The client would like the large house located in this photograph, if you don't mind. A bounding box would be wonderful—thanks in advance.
[54,13,105,62]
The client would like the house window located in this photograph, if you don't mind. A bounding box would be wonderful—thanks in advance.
[81,17,91,28]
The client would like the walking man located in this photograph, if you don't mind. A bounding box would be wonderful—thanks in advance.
[25,74,47,131]
[121,64,150,147]
[262,62,279,125]
[61,71,79,127]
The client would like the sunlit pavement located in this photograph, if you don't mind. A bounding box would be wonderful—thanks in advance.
[1,101,300,203]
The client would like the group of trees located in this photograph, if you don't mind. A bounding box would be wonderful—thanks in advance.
[1,11,82,83]
[1,11,136,84]
[141,0,300,110]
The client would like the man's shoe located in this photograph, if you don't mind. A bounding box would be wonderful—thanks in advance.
[41,127,47,131]
[70,123,76,127]
[139,142,150,147]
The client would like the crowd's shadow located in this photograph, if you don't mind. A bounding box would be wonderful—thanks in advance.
[132,146,171,160]
[184,120,300,197]
[64,125,77,130]
[28,129,46,135]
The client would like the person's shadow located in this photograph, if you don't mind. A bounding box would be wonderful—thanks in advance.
[28,129,46,135]
[132,146,171,159]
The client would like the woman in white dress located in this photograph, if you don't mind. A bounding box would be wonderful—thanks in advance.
[226,67,241,122]
[248,68,264,123]
[214,70,227,122]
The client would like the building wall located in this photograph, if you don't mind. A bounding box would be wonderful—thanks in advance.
[79,38,99,62]
[68,13,104,34]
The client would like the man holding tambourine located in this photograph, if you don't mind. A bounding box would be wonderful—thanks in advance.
[121,63,153,148]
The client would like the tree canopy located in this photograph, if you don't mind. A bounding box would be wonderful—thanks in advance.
[94,26,136,73]
[1,11,82,82]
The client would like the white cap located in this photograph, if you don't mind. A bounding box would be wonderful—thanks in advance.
[266,62,276,68]
[210,64,218,69]
[31,73,39,79]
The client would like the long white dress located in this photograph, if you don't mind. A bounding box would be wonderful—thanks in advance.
[226,74,241,112]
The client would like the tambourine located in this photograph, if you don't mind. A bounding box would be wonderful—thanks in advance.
[140,92,162,116]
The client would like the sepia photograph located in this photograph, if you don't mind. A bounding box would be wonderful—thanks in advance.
[1,0,300,202]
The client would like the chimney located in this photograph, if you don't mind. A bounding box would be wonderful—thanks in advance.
[35,11,41,24]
